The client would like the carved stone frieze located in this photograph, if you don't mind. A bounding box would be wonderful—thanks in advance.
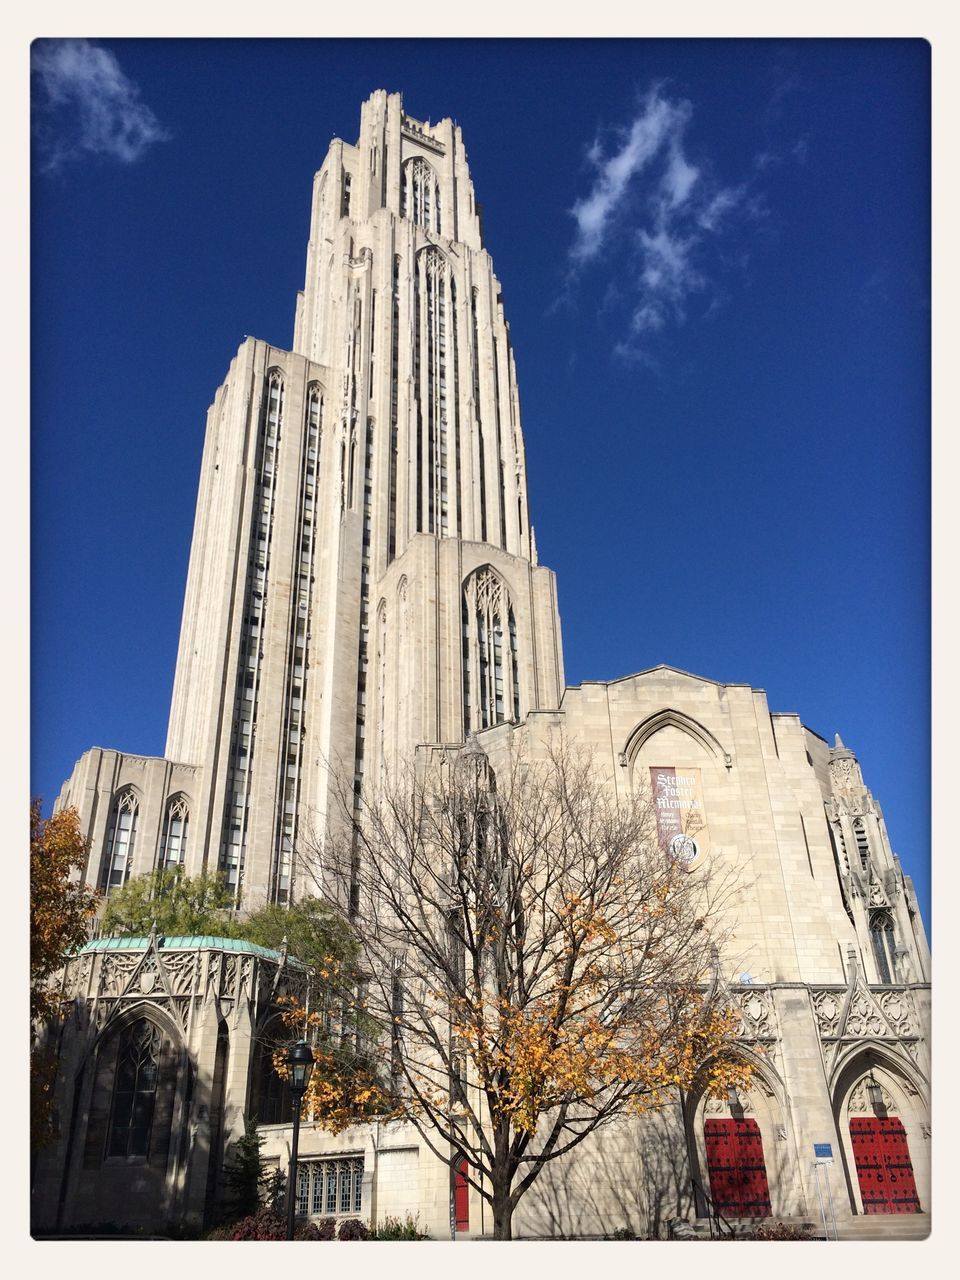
[65,954,93,998]
[814,991,842,1037]
[164,951,199,997]
[703,1090,754,1116]
[97,953,141,998]
[868,880,888,907]
[830,758,856,789]
[736,988,775,1039]
[844,990,887,1039]
[877,990,915,1037]
[848,1077,896,1115]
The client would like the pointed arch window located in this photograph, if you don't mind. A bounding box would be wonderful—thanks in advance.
[101,789,139,893]
[415,247,452,535]
[160,795,189,869]
[461,568,521,734]
[869,909,896,985]
[401,157,441,234]
[106,1018,163,1159]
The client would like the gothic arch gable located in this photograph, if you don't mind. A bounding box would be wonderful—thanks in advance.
[621,708,732,771]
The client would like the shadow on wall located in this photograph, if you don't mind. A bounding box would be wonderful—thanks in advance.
[515,1102,693,1240]
[32,996,219,1236]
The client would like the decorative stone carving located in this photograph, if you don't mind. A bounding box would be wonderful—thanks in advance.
[164,951,199,997]
[814,991,842,1036]
[848,1078,895,1115]
[97,953,141,998]
[845,990,886,1039]
[66,954,93,998]
[737,989,773,1039]
[877,990,914,1036]
[830,758,856,789]
[868,880,888,907]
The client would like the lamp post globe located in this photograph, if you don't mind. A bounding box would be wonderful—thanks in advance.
[285,1039,315,1239]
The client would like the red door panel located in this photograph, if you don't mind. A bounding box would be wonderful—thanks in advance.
[454,1158,469,1231]
[850,1117,921,1214]
[704,1118,772,1218]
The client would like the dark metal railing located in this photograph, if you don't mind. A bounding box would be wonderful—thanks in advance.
[690,1176,736,1239]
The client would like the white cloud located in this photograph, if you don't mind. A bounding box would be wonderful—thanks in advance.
[32,39,170,171]
[568,85,754,357]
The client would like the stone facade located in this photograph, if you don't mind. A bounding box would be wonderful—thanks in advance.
[40,91,930,1239]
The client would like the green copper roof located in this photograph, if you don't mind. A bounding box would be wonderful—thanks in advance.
[77,935,307,967]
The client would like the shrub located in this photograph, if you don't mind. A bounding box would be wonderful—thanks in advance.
[338,1217,370,1240]
[610,1226,637,1240]
[222,1208,323,1240]
[750,1221,814,1241]
[370,1213,431,1240]
[315,1217,337,1240]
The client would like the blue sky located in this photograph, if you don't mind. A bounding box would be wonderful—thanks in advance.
[30,38,930,928]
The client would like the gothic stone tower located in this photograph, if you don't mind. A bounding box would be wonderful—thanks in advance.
[61,92,564,913]
[47,88,930,1239]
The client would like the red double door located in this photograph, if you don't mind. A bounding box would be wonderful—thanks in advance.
[704,1118,772,1218]
[454,1158,469,1231]
[849,1117,921,1213]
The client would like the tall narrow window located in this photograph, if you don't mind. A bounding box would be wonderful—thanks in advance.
[854,820,870,873]
[471,288,487,542]
[106,1019,163,1159]
[461,567,520,734]
[870,910,896,984]
[102,789,139,893]
[401,157,441,234]
[388,255,400,560]
[160,795,189,869]
[414,247,450,536]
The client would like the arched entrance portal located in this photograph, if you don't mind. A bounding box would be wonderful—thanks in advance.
[688,1053,792,1221]
[847,1080,921,1214]
[834,1050,927,1216]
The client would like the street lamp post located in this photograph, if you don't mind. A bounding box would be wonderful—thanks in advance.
[285,1039,315,1240]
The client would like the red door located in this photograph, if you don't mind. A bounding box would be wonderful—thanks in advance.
[454,1158,469,1231]
[704,1118,772,1218]
[849,1117,921,1214]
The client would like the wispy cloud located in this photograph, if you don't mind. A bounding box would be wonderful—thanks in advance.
[568,84,756,358]
[32,39,170,172]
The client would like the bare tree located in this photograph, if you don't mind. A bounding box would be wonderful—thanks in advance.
[312,738,753,1240]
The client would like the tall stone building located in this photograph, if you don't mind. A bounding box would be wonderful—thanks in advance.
[37,91,930,1240]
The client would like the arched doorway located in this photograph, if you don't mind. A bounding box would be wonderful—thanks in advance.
[688,1055,793,1220]
[833,1048,928,1216]
[843,1066,922,1213]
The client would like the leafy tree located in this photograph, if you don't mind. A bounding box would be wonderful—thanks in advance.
[31,802,98,1024]
[234,895,389,1132]
[311,742,754,1240]
[30,802,99,1148]
[100,866,239,937]
[238,896,360,972]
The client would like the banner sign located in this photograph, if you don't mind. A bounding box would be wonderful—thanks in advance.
[649,766,708,862]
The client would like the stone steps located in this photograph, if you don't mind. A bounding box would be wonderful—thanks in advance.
[674,1213,930,1241]
[831,1213,930,1241]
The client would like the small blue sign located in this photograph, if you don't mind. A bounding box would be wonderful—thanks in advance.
[814,1143,833,1160]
